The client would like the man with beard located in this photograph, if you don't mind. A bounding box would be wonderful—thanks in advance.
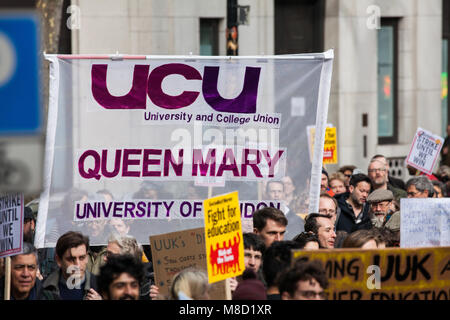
[366,189,395,228]
[335,173,372,233]
[98,254,144,300]
[367,158,406,201]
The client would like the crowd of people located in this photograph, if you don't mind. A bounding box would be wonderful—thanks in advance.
[0,153,448,301]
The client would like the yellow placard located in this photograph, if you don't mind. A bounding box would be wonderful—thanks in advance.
[292,247,450,300]
[203,191,245,283]
[308,125,338,164]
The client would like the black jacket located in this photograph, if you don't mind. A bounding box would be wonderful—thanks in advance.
[335,192,372,233]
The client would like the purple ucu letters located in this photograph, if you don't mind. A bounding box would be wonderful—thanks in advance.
[91,63,261,113]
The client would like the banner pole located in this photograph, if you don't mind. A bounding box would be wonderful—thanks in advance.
[4,256,11,300]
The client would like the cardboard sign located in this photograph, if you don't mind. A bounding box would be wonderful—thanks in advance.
[149,227,228,300]
[400,198,450,247]
[292,247,450,300]
[204,191,245,283]
[0,193,24,258]
[405,127,443,175]
[307,124,338,164]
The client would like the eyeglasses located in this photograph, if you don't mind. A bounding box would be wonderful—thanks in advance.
[369,201,390,209]
[368,168,386,173]
[344,174,352,178]
[407,191,422,197]
[298,290,328,300]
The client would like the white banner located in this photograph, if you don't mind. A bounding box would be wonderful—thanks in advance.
[35,52,334,248]
[400,198,450,247]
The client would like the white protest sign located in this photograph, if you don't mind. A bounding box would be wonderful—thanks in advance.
[0,193,24,257]
[405,128,444,175]
[400,198,450,248]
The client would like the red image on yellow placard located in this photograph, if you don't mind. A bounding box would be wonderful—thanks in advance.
[203,191,244,283]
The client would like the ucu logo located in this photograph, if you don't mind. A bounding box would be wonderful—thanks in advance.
[91,63,261,113]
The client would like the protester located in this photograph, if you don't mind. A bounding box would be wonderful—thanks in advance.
[262,240,302,300]
[334,231,349,248]
[318,191,339,225]
[431,180,446,198]
[367,157,406,200]
[328,172,347,195]
[321,168,335,196]
[265,181,305,238]
[304,213,336,249]
[371,227,400,247]
[338,165,356,192]
[281,175,298,209]
[232,269,267,300]
[97,254,144,300]
[242,233,265,274]
[279,259,329,300]
[342,229,379,249]
[370,154,406,190]
[366,189,395,228]
[169,268,211,300]
[440,124,450,166]
[253,207,287,248]
[406,176,435,198]
[292,232,320,250]
[40,231,102,300]
[266,180,285,201]
[335,173,372,233]
[0,242,42,300]
[23,206,36,244]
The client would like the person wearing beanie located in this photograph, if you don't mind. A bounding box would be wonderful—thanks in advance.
[232,269,267,300]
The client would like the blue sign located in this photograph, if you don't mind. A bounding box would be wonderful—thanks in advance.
[0,13,41,135]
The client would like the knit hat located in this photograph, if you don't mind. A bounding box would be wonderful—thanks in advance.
[232,269,267,300]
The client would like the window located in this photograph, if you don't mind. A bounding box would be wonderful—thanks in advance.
[200,19,219,55]
[377,19,398,144]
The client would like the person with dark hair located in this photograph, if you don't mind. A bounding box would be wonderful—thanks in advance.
[97,254,144,300]
[253,207,288,248]
[23,206,36,243]
[371,227,400,247]
[321,168,335,196]
[292,232,320,250]
[432,180,446,198]
[0,242,42,300]
[406,176,435,198]
[40,231,101,300]
[232,269,267,300]
[339,165,357,192]
[335,173,372,233]
[279,259,329,300]
[334,231,348,248]
[262,240,302,300]
[304,214,336,249]
[242,233,265,273]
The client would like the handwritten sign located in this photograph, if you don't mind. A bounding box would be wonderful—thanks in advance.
[0,193,24,258]
[204,191,244,283]
[405,127,443,175]
[292,247,450,300]
[149,227,227,299]
[307,124,338,164]
[400,198,450,247]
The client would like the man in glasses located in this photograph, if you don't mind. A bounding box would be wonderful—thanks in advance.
[367,158,406,201]
[279,259,329,300]
[367,189,395,228]
[406,176,435,198]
